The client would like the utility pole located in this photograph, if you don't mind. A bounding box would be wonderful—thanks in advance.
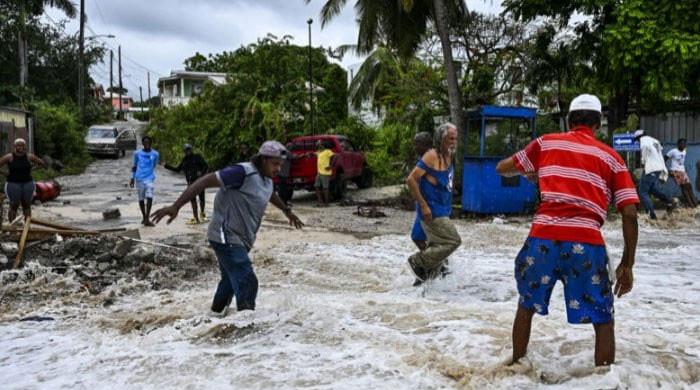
[109,50,114,118]
[118,45,123,119]
[307,18,314,135]
[147,72,151,104]
[139,86,144,114]
[78,0,85,121]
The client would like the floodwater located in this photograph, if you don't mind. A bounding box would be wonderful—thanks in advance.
[1,152,699,389]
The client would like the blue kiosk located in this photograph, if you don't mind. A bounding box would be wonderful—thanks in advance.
[462,105,538,214]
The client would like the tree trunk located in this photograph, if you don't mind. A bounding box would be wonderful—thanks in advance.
[432,0,465,134]
[607,86,630,140]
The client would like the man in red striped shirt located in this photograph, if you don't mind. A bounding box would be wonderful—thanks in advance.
[496,94,639,367]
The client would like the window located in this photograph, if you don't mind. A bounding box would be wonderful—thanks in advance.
[340,139,354,151]
[88,127,117,139]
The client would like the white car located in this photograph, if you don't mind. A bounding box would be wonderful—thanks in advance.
[85,125,137,158]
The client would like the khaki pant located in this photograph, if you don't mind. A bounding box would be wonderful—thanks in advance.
[409,217,461,271]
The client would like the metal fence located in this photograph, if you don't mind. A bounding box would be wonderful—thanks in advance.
[641,111,700,143]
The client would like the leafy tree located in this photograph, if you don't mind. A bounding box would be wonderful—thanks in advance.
[331,116,375,152]
[149,36,348,169]
[504,0,700,134]
[604,0,700,105]
[2,0,77,92]
[311,0,468,134]
[523,24,593,113]
[0,16,106,107]
[32,101,89,169]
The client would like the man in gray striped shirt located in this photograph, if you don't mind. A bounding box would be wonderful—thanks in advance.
[153,141,304,317]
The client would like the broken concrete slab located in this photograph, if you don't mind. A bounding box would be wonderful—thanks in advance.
[102,208,121,220]
[111,239,134,259]
[1,242,18,256]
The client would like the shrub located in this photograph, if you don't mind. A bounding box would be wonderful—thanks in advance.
[32,101,90,172]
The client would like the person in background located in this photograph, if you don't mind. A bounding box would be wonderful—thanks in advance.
[152,141,304,317]
[496,93,638,367]
[0,138,46,222]
[314,140,335,207]
[165,144,209,224]
[666,138,697,208]
[634,129,674,219]
[405,123,461,284]
[277,143,310,205]
[130,136,160,226]
[239,143,253,163]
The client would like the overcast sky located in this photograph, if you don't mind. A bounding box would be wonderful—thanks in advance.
[46,0,503,99]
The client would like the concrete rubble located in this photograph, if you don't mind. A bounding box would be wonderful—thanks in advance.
[0,234,215,310]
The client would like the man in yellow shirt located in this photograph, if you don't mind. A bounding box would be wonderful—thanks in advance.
[315,140,335,206]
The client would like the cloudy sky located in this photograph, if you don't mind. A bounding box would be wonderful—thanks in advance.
[46,0,503,99]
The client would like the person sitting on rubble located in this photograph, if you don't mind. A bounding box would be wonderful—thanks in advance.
[0,138,46,222]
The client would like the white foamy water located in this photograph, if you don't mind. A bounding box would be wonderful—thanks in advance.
[1,221,699,389]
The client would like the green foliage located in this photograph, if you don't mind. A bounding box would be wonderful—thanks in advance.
[366,123,416,185]
[331,116,376,151]
[0,10,105,108]
[132,111,150,122]
[535,114,562,135]
[149,36,348,169]
[612,113,640,135]
[32,101,90,171]
[604,0,700,102]
[505,0,700,127]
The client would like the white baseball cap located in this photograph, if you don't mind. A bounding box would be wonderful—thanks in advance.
[633,129,645,138]
[569,94,602,113]
[258,140,288,158]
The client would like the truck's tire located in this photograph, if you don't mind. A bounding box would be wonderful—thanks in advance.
[355,167,373,189]
[331,173,347,200]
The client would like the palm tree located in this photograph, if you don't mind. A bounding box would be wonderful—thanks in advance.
[309,0,467,132]
[13,0,77,87]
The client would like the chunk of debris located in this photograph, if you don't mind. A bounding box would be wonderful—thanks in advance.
[355,206,387,218]
[1,242,19,256]
[111,239,134,259]
[103,208,121,220]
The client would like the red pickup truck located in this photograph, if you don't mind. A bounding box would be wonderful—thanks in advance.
[277,135,372,201]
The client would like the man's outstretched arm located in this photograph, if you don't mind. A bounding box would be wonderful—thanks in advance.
[269,192,304,229]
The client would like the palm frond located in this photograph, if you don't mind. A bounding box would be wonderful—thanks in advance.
[44,0,77,18]
[318,0,348,27]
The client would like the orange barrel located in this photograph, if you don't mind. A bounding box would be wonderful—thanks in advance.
[34,180,61,202]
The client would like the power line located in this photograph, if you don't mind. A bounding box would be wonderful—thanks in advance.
[85,22,164,77]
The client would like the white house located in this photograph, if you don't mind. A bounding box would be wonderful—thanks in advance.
[157,70,227,107]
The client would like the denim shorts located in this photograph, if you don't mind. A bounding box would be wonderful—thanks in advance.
[515,237,614,324]
[5,180,35,205]
[135,180,154,201]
